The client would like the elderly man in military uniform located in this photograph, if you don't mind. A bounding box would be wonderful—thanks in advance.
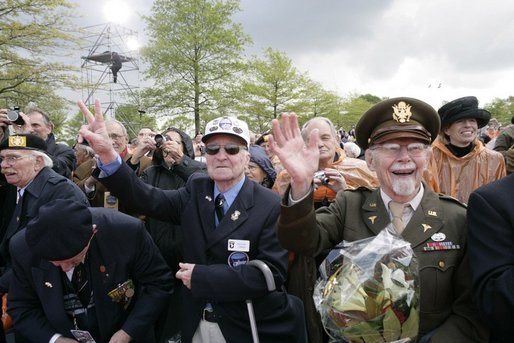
[270,97,488,342]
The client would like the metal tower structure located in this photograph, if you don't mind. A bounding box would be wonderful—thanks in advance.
[80,23,140,119]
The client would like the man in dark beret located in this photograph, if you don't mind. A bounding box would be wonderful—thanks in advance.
[7,199,173,342]
[271,97,489,342]
[0,134,88,340]
[427,96,505,204]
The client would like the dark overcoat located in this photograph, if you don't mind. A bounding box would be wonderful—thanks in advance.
[8,207,173,342]
[99,163,306,343]
[467,173,514,342]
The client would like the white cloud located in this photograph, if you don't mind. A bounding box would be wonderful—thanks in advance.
[70,0,514,111]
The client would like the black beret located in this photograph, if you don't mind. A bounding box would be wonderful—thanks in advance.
[0,134,47,152]
[25,199,93,261]
[355,97,440,150]
[438,96,490,129]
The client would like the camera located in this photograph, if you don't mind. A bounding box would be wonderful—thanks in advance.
[6,107,24,126]
[314,171,330,185]
[154,134,168,148]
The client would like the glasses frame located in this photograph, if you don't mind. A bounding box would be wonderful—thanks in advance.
[205,143,248,156]
[371,142,429,158]
[0,154,32,165]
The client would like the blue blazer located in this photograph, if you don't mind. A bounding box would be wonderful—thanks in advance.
[99,163,306,342]
[8,208,173,342]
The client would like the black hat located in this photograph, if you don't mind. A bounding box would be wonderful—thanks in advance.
[25,200,93,261]
[255,132,271,146]
[0,134,47,152]
[438,96,491,129]
[355,97,440,150]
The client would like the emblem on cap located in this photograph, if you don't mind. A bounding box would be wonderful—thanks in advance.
[8,136,27,148]
[392,101,412,123]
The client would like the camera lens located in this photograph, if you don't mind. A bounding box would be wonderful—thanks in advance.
[6,110,24,126]
[154,134,166,148]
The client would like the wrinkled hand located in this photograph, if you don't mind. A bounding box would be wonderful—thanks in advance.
[109,329,131,343]
[55,337,78,343]
[316,168,347,193]
[269,113,320,199]
[176,262,195,289]
[77,99,118,164]
[161,140,184,163]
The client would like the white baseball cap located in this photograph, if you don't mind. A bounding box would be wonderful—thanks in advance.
[202,116,250,147]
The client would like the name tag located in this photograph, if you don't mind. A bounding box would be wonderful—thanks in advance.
[228,239,250,252]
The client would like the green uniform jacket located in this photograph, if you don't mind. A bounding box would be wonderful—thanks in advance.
[278,185,488,343]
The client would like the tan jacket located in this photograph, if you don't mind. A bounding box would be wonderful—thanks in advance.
[272,147,379,202]
[427,138,506,204]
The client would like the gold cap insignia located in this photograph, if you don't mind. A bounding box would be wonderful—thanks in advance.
[392,101,412,123]
[8,136,27,148]
[422,224,432,232]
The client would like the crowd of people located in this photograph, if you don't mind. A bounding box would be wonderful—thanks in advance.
[0,94,512,342]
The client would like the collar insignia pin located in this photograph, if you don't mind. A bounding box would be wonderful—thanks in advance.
[45,282,53,288]
[231,211,240,221]
[422,224,432,232]
[368,216,377,224]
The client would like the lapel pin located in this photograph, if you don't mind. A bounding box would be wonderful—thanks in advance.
[428,210,437,216]
[369,202,377,208]
[205,196,212,202]
[431,232,446,242]
[368,216,377,224]
[422,224,432,232]
[45,282,53,288]
[231,211,240,221]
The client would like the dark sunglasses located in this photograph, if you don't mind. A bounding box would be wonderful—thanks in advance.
[205,143,247,155]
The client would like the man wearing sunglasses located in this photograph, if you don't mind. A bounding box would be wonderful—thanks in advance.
[77,99,306,343]
[271,97,488,342]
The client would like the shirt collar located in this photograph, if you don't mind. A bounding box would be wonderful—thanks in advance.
[214,176,246,209]
[380,183,424,211]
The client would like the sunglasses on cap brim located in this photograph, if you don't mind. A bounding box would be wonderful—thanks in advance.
[205,143,248,155]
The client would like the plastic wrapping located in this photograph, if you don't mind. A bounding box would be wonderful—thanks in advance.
[314,225,420,342]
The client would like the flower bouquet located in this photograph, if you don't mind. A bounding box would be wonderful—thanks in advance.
[314,226,419,342]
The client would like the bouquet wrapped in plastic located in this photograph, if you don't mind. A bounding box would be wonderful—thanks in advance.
[314,226,419,342]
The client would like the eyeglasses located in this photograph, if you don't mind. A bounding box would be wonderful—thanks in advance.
[108,133,125,141]
[205,144,247,155]
[0,155,32,164]
[371,143,428,157]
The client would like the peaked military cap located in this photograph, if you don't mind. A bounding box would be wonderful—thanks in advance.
[438,96,491,129]
[355,97,440,150]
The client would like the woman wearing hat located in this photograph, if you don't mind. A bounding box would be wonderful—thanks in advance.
[427,96,506,204]
[246,145,276,188]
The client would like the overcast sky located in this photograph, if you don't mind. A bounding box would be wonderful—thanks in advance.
[73,0,514,110]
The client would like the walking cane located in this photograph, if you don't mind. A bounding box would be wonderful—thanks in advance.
[246,260,277,343]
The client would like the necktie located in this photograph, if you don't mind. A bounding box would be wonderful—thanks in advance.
[215,193,225,223]
[72,263,90,306]
[389,201,407,234]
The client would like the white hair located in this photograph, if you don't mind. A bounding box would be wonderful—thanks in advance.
[31,150,53,168]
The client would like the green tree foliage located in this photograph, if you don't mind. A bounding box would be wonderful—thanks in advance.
[484,96,514,126]
[0,0,80,112]
[338,94,385,131]
[238,48,312,133]
[142,0,251,134]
